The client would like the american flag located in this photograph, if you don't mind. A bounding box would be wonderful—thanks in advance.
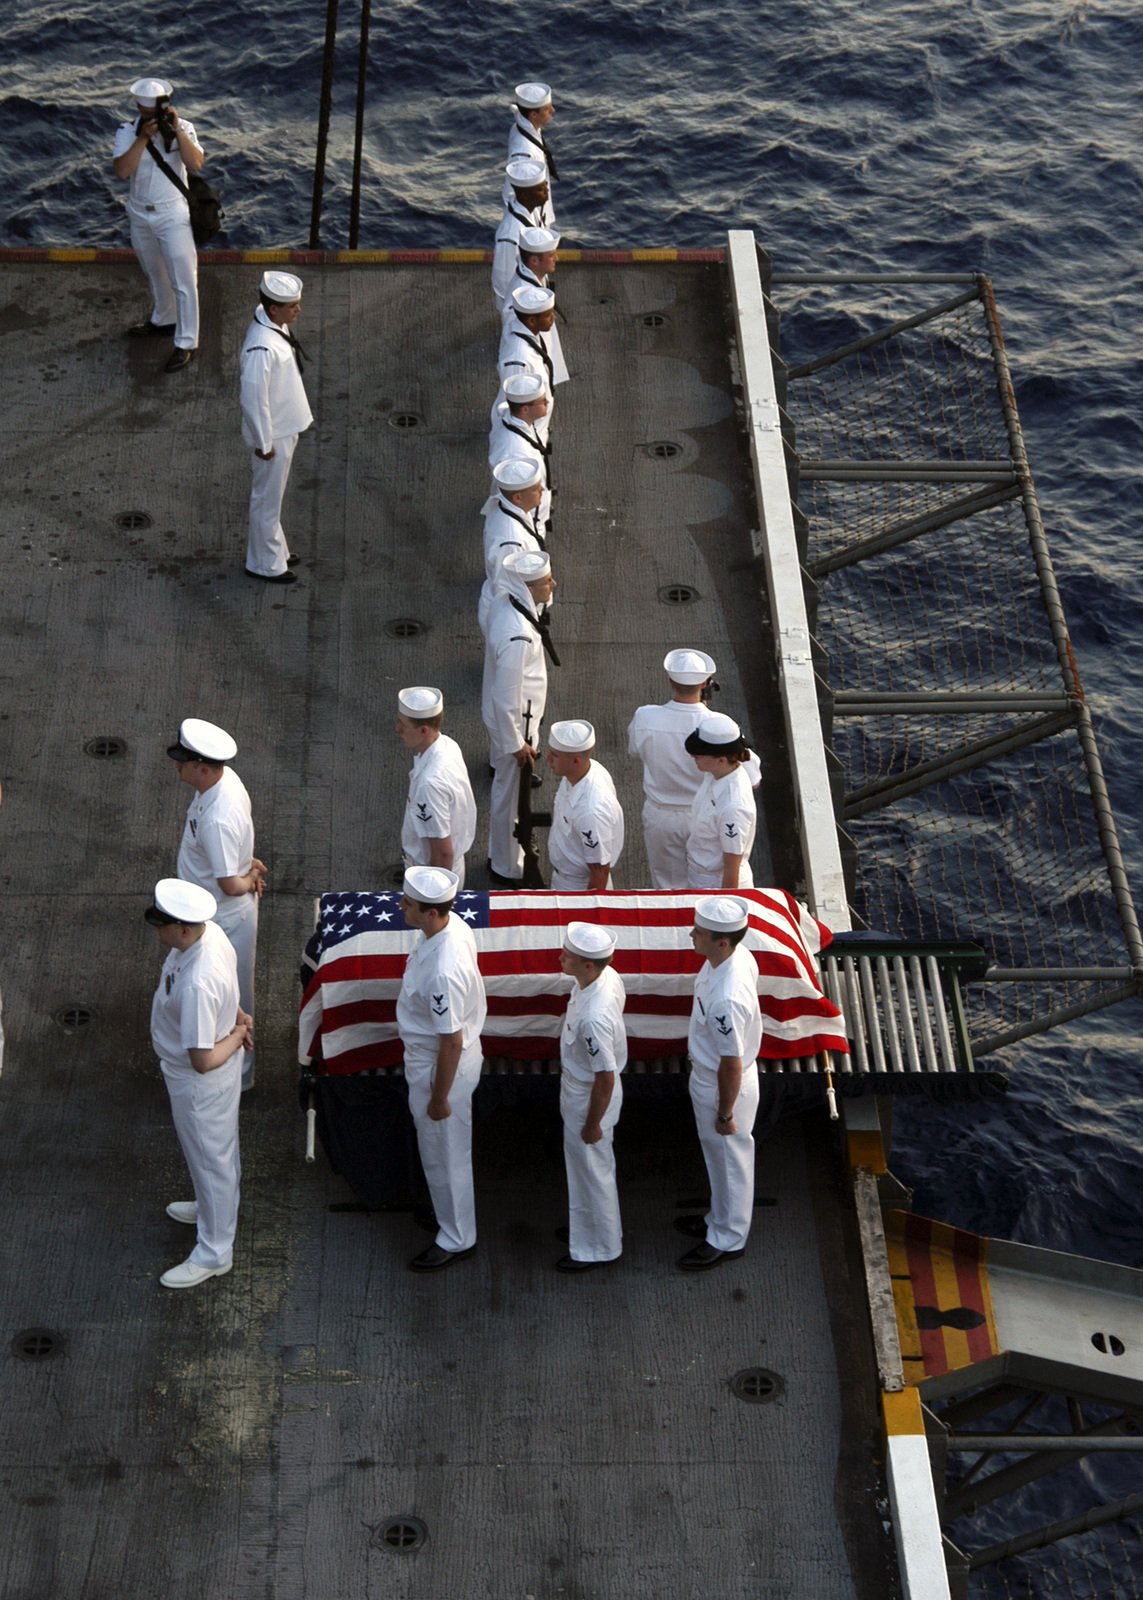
[298,887,849,1075]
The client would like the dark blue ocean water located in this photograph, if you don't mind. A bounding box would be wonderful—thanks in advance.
[4,0,1142,1562]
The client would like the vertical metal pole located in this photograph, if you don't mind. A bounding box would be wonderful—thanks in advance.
[309,0,341,249]
[348,0,372,250]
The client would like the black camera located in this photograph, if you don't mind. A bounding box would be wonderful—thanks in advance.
[139,94,178,146]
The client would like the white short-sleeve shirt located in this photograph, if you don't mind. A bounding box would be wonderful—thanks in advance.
[548,761,625,883]
[177,767,255,890]
[561,966,627,1084]
[687,767,757,888]
[688,947,762,1077]
[396,916,487,1053]
[401,735,477,864]
[150,921,240,1066]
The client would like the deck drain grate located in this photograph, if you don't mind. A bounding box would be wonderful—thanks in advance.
[388,412,423,430]
[376,1515,428,1551]
[12,1328,65,1362]
[730,1367,785,1404]
[658,584,699,607]
[1092,1331,1126,1357]
[114,510,153,530]
[384,618,427,639]
[645,440,682,459]
[84,736,127,759]
[642,313,668,328]
[54,1005,95,1031]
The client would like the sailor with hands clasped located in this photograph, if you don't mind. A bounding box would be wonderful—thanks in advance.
[239,270,313,584]
[684,713,758,891]
[557,923,626,1274]
[147,878,252,1289]
[545,721,625,893]
[112,76,204,371]
[396,687,477,890]
[396,867,488,1272]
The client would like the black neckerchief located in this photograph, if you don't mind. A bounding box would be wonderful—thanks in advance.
[508,321,553,383]
[497,498,546,551]
[501,418,551,462]
[271,321,308,374]
[516,118,559,181]
[509,595,560,665]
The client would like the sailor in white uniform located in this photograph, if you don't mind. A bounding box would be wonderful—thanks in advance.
[395,867,488,1271]
[479,457,547,634]
[627,648,719,889]
[169,718,265,1091]
[396,687,477,888]
[684,714,758,891]
[492,158,554,310]
[557,923,626,1273]
[482,550,558,883]
[678,896,762,1271]
[147,878,252,1289]
[239,270,314,583]
[499,224,560,321]
[498,283,568,407]
[488,372,553,527]
[503,82,559,214]
[112,76,204,371]
[546,720,625,892]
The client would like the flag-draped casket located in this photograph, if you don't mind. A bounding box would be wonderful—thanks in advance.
[300,887,848,1074]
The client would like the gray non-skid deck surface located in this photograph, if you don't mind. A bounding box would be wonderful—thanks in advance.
[0,261,891,1597]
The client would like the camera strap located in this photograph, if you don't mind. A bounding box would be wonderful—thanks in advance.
[143,139,191,201]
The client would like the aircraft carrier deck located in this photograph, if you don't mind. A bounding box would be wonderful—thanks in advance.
[0,252,898,1598]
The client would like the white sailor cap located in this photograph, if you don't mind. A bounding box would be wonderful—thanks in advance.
[684,712,745,757]
[131,78,173,104]
[166,717,238,763]
[493,457,543,493]
[502,371,548,405]
[512,283,556,315]
[397,686,444,718]
[694,896,750,934]
[146,877,218,926]
[664,647,716,685]
[518,225,560,254]
[503,549,551,583]
[261,270,303,302]
[563,921,617,961]
[505,157,547,188]
[402,865,459,904]
[514,82,553,109]
[549,719,595,755]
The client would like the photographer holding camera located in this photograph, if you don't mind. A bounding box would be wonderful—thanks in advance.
[112,76,203,372]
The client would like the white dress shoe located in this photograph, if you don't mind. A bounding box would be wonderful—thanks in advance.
[159,1257,232,1289]
[166,1201,198,1225]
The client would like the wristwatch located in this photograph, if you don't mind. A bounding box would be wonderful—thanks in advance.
[716,1112,732,1125]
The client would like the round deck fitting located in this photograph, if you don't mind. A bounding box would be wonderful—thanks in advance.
[374,1516,428,1551]
[730,1367,785,1404]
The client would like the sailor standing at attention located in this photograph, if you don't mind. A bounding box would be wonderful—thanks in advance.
[488,373,553,525]
[556,923,626,1274]
[504,82,559,215]
[112,76,204,373]
[492,158,554,311]
[479,458,548,634]
[677,896,762,1272]
[168,718,265,1092]
[627,648,718,890]
[396,867,488,1272]
[146,878,252,1289]
[396,687,477,889]
[499,283,568,404]
[545,721,625,892]
[482,550,558,885]
[684,713,758,891]
[499,224,561,322]
[239,270,313,585]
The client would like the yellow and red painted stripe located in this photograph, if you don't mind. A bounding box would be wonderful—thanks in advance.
[0,246,726,267]
[886,1209,1000,1381]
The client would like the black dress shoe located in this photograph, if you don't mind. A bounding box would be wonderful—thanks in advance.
[127,319,176,337]
[245,567,298,585]
[678,1242,745,1273]
[487,861,523,887]
[530,773,543,789]
[408,1243,476,1272]
[555,1254,618,1274]
[164,347,196,372]
[673,1215,709,1239]
[286,555,301,567]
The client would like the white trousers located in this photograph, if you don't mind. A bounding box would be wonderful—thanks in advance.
[642,800,691,890]
[161,1055,241,1267]
[128,201,199,348]
[561,1073,623,1262]
[688,1062,760,1252]
[246,432,298,576]
[216,894,257,1084]
[489,754,525,880]
[405,1041,483,1252]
